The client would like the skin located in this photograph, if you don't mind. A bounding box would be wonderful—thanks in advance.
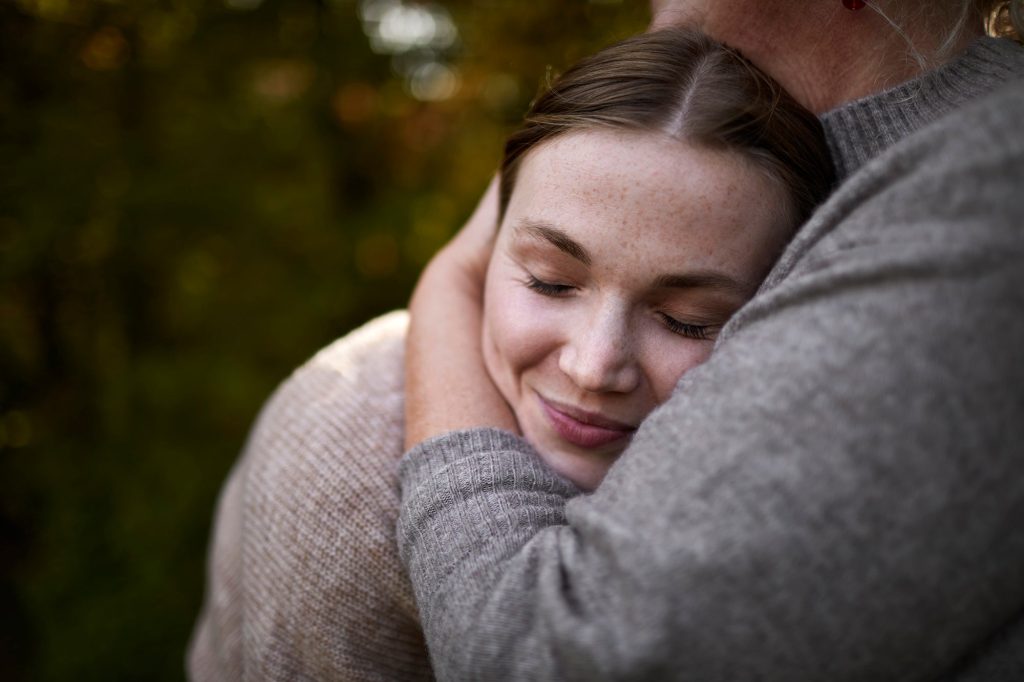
[480,129,790,489]
[404,0,984,450]
[649,0,983,113]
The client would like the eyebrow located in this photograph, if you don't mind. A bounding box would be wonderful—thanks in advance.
[653,272,752,298]
[515,219,592,266]
[515,218,752,297]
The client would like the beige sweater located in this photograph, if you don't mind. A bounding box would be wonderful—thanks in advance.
[188,311,434,681]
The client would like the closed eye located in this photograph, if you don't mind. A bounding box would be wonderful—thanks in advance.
[525,274,574,297]
[659,312,716,341]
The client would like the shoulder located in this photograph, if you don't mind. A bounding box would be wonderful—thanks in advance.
[767,77,1024,293]
[306,308,409,388]
[238,310,410,528]
[886,74,1024,199]
[246,309,409,469]
[848,77,1023,251]
[236,311,422,674]
[715,78,1024,436]
[268,308,408,418]
[192,311,423,679]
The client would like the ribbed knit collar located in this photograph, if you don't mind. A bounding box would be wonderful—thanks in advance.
[820,36,1024,181]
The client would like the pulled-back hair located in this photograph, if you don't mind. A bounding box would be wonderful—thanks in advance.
[499,29,835,230]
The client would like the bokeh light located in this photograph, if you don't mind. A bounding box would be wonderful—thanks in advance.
[359,0,461,101]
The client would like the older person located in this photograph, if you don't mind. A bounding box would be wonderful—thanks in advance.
[400,1,1024,680]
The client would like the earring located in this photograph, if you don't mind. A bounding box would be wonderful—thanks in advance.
[842,0,866,9]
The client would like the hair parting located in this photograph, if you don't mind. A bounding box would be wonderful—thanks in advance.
[498,29,836,232]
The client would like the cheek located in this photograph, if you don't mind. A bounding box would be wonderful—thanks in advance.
[482,272,563,402]
[644,338,715,404]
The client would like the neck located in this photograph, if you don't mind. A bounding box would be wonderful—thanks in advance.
[651,1,984,113]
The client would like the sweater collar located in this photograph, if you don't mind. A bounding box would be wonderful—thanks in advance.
[820,37,1024,181]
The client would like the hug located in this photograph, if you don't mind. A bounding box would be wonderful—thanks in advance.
[192,1,1024,679]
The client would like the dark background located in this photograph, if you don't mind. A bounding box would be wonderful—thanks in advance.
[0,1,647,679]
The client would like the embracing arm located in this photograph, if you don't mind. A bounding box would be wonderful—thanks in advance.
[399,90,1024,681]
[404,175,517,447]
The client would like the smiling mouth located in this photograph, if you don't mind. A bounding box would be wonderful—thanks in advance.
[538,395,636,449]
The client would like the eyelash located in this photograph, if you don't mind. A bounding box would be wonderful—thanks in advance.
[659,313,714,341]
[525,274,715,341]
[525,274,574,297]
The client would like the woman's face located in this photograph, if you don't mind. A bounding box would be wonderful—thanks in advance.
[482,129,792,490]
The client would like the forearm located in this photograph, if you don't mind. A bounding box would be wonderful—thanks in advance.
[404,176,517,449]
[398,429,581,680]
[404,247,517,447]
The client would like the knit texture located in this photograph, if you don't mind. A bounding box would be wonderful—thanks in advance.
[189,36,1024,682]
[398,39,1024,681]
[188,311,434,681]
[821,37,1024,181]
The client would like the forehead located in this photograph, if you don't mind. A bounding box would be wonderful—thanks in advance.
[502,128,788,277]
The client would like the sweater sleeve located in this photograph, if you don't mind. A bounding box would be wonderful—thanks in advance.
[397,85,1024,681]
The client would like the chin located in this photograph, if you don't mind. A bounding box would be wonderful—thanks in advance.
[529,436,618,491]
[551,457,611,492]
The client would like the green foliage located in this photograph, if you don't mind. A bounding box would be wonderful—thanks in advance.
[0,0,647,679]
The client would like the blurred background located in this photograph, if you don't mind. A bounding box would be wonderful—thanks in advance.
[0,0,647,679]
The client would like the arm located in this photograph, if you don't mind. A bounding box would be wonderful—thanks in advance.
[404,175,518,448]
[399,90,1024,680]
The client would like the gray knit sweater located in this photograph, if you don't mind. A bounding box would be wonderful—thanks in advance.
[398,37,1024,682]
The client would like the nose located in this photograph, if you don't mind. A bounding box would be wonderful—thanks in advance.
[558,303,641,394]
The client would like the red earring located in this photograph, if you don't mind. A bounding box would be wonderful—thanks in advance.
[842,0,866,9]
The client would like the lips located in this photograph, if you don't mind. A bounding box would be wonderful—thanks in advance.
[538,395,636,449]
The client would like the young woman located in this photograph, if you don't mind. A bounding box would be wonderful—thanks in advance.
[189,29,833,680]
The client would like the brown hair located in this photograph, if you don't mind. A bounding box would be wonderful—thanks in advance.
[498,29,835,230]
